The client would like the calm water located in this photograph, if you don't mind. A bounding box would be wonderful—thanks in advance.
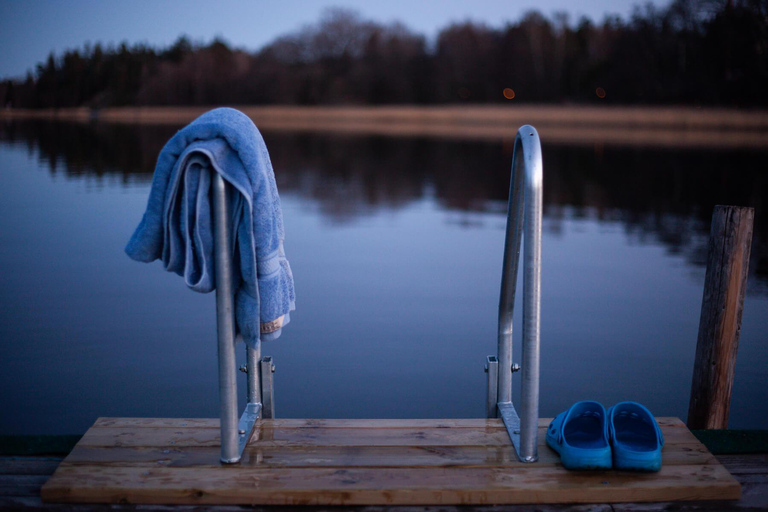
[0,120,766,435]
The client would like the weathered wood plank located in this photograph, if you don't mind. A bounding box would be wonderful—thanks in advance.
[5,454,758,510]
[93,417,687,430]
[40,417,739,506]
[78,426,513,448]
[63,444,526,468]
[76,423,697,449]
[0,457,61,476]
[40,464,741,505]
[94,417,221,429]
[0,475,50,497]
[614,476,766,511]
[717,453,768,475]
[0,495,619,511]
[60,441,717,469]
[93,418,508,429]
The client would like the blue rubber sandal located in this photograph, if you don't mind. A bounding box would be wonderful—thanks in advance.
[546,401,612,470]
[608,402,664,472]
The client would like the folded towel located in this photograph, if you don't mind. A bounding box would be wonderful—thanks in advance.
[125,107,295,346]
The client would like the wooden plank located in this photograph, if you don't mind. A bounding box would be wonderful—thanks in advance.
[76,423,698,449]
[717,453,768,475]
[93,418,507,429]
[63,444,524,468]
[8,455,757,510]
[78,426,513,448]
[0,475,49,497]
[92,417,687,430]
[94,418,221,429]
[0,458,61,476]
[42,417,738,506]
[60,441,717,469]
[688,205,754,430]
[40,464,741,505]
[0,495,621,511]
[615,476,766,511]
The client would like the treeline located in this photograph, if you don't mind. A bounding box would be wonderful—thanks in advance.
[2,0,767,108]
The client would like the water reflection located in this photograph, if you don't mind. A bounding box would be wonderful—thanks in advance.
[2,119,766,291]
[2,119,767,433]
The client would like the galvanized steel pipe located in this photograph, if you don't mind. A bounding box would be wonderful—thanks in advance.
[497,125,542,462]
[212,171,240,464]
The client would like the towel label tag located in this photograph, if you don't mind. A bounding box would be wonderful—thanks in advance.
[260,316,284,334]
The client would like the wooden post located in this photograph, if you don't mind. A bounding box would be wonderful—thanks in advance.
[687,205,754,430]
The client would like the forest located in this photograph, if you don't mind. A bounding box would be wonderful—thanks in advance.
[2,0,766,108]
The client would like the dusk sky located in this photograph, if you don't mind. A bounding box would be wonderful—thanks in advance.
[0,0,668,80]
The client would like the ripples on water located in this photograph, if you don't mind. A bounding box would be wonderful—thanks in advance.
[0,120,766,434]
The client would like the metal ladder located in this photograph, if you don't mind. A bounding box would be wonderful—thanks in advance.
[211,124,543,464]
[485,125,543,463]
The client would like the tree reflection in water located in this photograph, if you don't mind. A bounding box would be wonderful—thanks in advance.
[1,119,765,292]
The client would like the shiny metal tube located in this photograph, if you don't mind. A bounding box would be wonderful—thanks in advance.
[212,172,240,464]
[519,126,542,462]
[498,144,525,405]
[497,125,543,462]
[246,341,261,406]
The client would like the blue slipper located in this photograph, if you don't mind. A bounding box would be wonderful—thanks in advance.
[546,401,612,470]
[608,402,664,472]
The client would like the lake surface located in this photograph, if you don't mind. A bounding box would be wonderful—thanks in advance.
[0,119,766,435]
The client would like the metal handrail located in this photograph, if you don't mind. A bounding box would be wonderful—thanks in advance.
[213,128,542,462]
[487,125,542,463]
[212,171,264,464]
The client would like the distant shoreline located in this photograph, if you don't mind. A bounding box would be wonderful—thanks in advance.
[3,105,768,149]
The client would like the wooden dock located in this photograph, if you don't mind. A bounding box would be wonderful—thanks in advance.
[31,416,744,507]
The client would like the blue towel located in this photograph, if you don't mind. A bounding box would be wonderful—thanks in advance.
[125,108,295,347]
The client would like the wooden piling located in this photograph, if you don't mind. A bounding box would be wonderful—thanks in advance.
[687,205,754,430]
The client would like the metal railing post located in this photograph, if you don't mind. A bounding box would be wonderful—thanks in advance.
[212,172,240,464]
[489,125,543,463]
[213,171,264,464]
